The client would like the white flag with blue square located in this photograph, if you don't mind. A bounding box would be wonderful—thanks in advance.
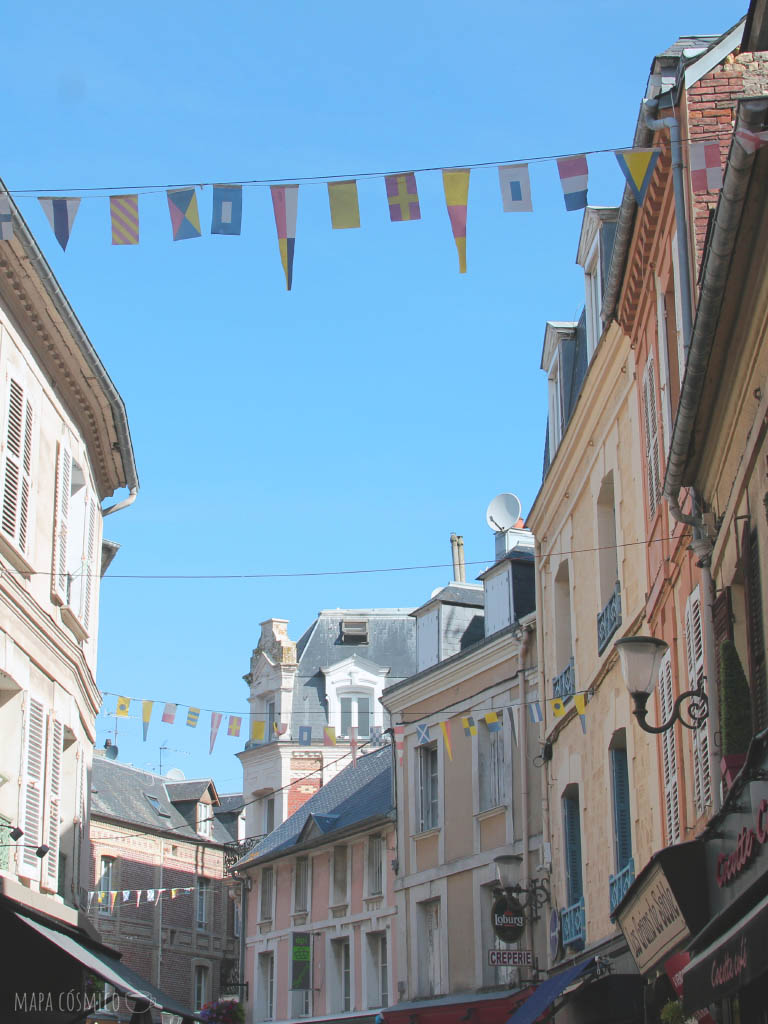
[498,164,533,212]
[0,195,13,240]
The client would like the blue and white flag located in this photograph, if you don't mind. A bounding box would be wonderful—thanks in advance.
[211,184,243,235]
[369,725,384,746]
[557,155,589,211]
[39,197,81,250]
[498,164,533,212]
[416,723,431,746]
[528,700,543,724]
[0,196,13,240]
[298,725,312,746]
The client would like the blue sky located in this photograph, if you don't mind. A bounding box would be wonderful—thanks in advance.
[1,0,745,790]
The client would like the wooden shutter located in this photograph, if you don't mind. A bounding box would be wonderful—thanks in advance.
[685,588,712,814]
[563,793,583,904]
[610,747,632,871]
[1,378,33,553]
[658,651,681,843]
[743,524,768,731]
[642,355,661,519]
[19,696,46,879]
[80,496,98,631]
[44,717,63,890]
[51,444,71,604]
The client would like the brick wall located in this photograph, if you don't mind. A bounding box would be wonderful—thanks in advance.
[287,752,323,816]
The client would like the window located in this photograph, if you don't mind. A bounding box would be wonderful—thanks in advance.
[98,856,114,914]
[367,932,388,1008]
[193,965,209,1012]
[266,700,276,739]
[547,350,563,458]
[655,274,674,453]
[562,787,583,907]
[339,694,372,739]
[196,802,212,839]
[332,846,348,906]
[294,856,309,912]
[658,650,681,843]
[685,587,711,815]
[584,236,602,358]
[52,445,98,632]
[260,866,274,921]
[196,878,210,929]
[257,953,274,1020]
[1,377,33,557]
[144,793,170,818]
[596,474,619,609]
[479,721,505,811]
[743,525,768,731]
[670,231,686,385]
[264,796,275,836]
[291,988,311,1017]
[418,743,439,831]
[642,353,662,519]
[554,560,574,685]
[610,734,632,872]
[331,938,351,1012]
[341,619,368,644]
[417,900,441,997]
[367,834,383,896]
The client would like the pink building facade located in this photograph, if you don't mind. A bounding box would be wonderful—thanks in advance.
[238,748,396,1024]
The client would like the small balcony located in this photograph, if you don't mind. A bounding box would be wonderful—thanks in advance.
[223,836,260,873]
[597,582,622,656]
[553,658,576,702]
[561,896,586,949]
[609,857,635,917]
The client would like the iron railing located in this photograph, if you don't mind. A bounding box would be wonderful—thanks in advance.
[609,857,635,917]
[561,897,586,949]
[553,658,576,702]
[597,582,622,656]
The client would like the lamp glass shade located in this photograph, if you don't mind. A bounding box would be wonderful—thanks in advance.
[493,853,521,889]
[615,637,669,697]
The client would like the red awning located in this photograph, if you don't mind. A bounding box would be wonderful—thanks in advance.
[380,986,536,1024]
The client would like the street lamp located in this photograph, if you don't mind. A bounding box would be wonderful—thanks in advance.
[493,854,549,921]
[615,635,708,734]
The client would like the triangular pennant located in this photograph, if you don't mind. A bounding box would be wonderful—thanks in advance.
[142,700,153,741]
[110,890,118,912]
[614,149,660,205]
[507,706,519,745]
[270,184,298,290]
[209,712,223,753]
[442,169,470,273]
[136,890,142,907]
[39,197,80,251]
[440,720,453,761]
[394,724,405,765]
[349,725,358,766]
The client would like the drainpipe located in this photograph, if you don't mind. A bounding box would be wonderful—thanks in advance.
[642,99,694,360]
[519,635,532,957]
[456,536,466,583]
[450,534,460,582]
[102,488,138,517]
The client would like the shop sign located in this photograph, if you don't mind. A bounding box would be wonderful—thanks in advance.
[291,932,311,990]
[616,863,689,974]
[715,798,768,887]
[491,893,526,943]
[663,953,715,1024]
[488,949,533,967]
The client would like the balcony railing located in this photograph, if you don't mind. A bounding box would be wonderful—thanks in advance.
[224,836,260,873]
[597,582,622,656]
[609,857,635,917]
[561,897,586,949]
[553,658,576,702]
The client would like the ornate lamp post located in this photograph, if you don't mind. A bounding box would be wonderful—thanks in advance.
[615,635,709,734]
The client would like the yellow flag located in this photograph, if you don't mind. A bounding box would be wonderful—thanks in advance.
[328,180,360,229]
[573,693,587,715]
[550,698,567,717]
[250,719,266,742]
[442,169,470,273]
[116,696,130,717]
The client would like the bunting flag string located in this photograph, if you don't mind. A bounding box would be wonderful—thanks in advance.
[614,149,661,205]
[442,168,470,273]
[270,184,298,290]
[209,712,223,754]
[38,197,80,251]
[142,700,153,742]
[87,886,196,910]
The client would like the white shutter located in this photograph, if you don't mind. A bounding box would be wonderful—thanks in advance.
[1,378,33,553]
[658,651,680,843]
[51,444,71,604]
[642,356,661,519]
[44,717,63,890]
[685,588,711,814]
[80,496,97,631]
[19,696,46,879]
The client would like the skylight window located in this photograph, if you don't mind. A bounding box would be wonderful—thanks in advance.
[145,793,171,818]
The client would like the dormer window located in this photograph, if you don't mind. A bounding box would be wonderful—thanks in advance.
[584,236,602,360]
[541,322,577,464]
[576,207,619,361]
[341,619,368,644]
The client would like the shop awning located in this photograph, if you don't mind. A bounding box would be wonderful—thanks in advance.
[683,891,768,1014]
[503,958,596,1024]
[16,912,201,1022]
[380,985,535,1024]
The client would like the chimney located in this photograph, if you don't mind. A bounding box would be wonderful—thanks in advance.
[456,535,466,582]
[450,534,460,581]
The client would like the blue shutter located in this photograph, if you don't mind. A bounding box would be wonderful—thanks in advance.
[562,794,583,905]
[611,748,632,871]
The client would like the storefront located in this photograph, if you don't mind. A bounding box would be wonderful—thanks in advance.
[682,730,768,1023]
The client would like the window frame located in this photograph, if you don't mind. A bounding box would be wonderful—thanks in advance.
[193,964,209,1012]
[260,865,274,921]
[479,723,505,812]
[98,855,115,915]
[196,877,210,930]
[418,743,439,832]
[294,855,309,913]
[367,834,383,897]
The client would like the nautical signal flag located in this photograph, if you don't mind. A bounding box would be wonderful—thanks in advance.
[39,197,80,251]
[116,697,131,717]
[274,722,288,737]
[167,188,201,240]
[350,725,358,766]
[528,701,543,724]
[162,703,177,725]
[328,180,360,229]
[442,169,470,273]
[142,701,153,741]
[0,195,13,240]
[110,194,139,245]
[187,707,200,728]
[271,185,298,290]
[498,164,533,212]
[227,715,242,737]
[298,725,312,746]
[462,716,477,737]
[209,712,223,753]
[508,705,519,745]
[370,725,384,746]
[689,142,722,193]
[211,184,242,235]
[556,155,589,211]
[385,173,420,222]
[323,725,337,746]
[440,721,453,761]
[573,693,588,733]
[416,723,431,746]
[484,711,502,733]
[614,148,660,205]
[551,698,567,718]
[251,719,266,742]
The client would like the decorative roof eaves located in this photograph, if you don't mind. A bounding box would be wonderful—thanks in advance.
[236,812,395,871]
[540,321,578,372]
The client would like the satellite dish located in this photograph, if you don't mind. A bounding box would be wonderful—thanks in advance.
[105,744,118,760]
[486,493,522,533]
[166,767,186,780]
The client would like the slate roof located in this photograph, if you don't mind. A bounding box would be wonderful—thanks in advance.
[91,757,239,845]
[164,780,217,804]
[237,746,393,868]
[411,583,484,616]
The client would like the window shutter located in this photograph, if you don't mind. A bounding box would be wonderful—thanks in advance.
[685,588,711,814]
[742,524,768,731]
[2,379,33,553]
[78,496,98,632]
[562,794,583,904]
[642,356,661,519]
[51,444,71,605]
[658,651,681,843]
[610,748,632,871]
[19,696,46,879]
[44,717,63,890]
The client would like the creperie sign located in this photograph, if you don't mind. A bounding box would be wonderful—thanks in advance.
[715,798,768,887]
